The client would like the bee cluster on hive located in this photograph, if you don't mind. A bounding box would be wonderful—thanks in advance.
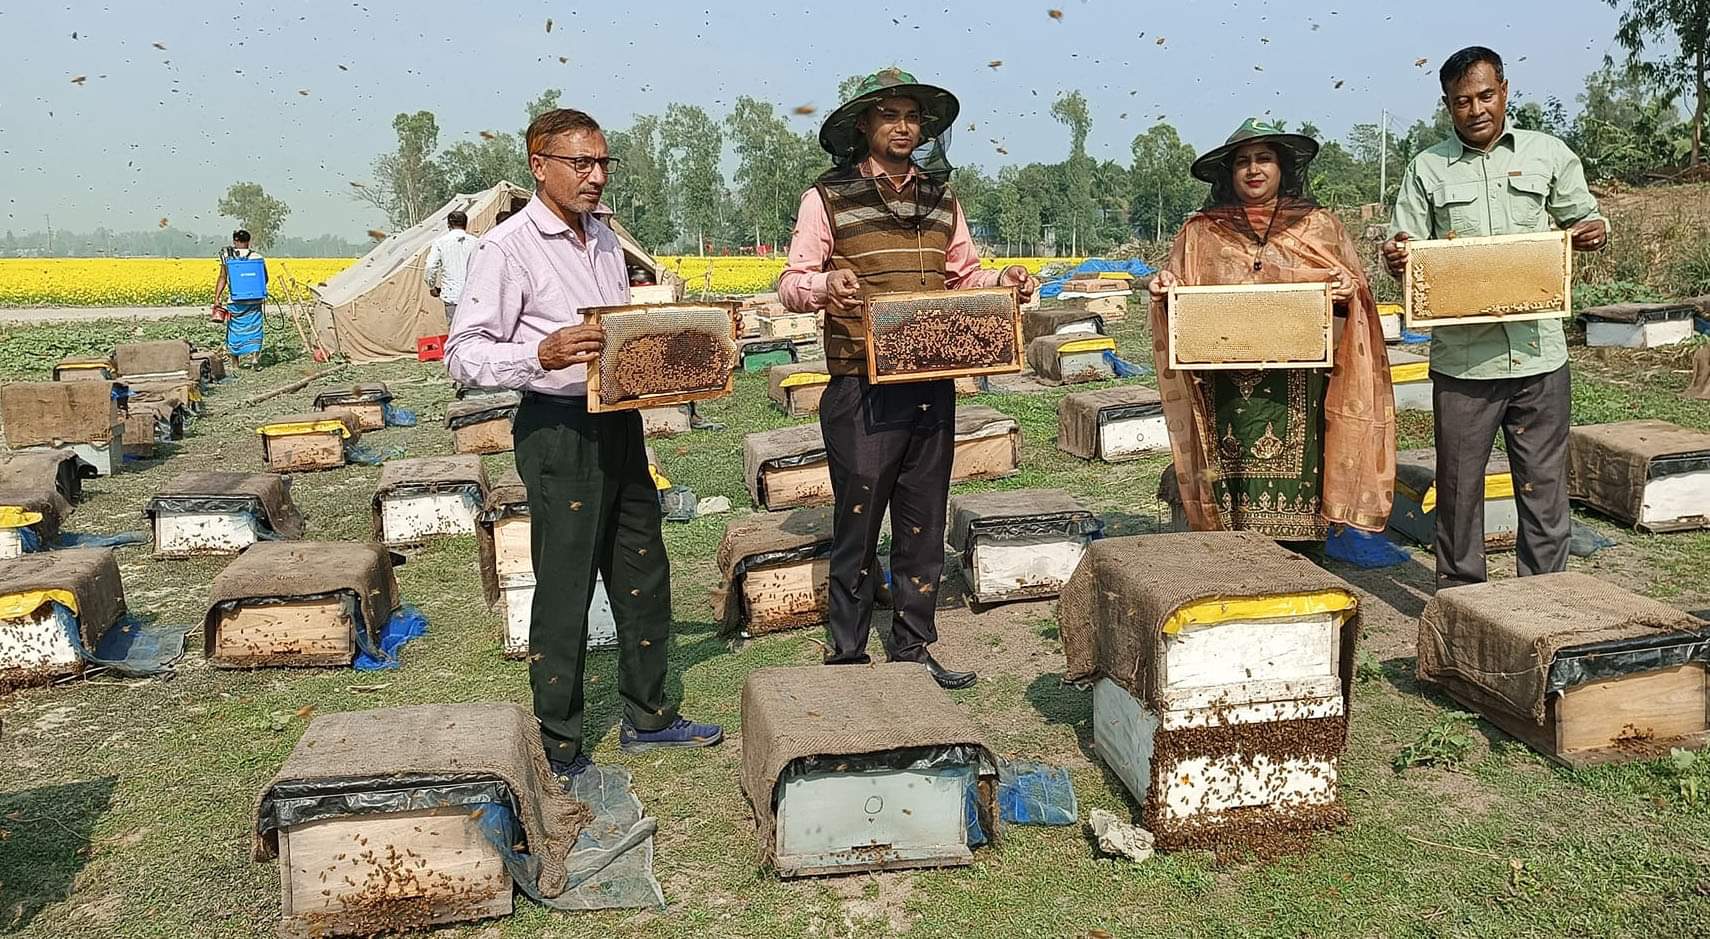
[865,288,1020,378]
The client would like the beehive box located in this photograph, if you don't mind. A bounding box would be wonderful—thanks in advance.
[1084,293,1128,323]
[767,362,831,417]
[372,455,488,547]
[482,472,616,655]
[738,338,799,374]
[1580,301,1698,350]
[113,339,193,383]
[313,383,394,432]
[1404,231,1572,327]
[1167,282,1334,370]
[949,490,1101,605]
[0,483,70,560]
[713,507,833,637]
[1418,572,1710,767]
[1027,334,1116,385]
[953,376,989,396]
[1057,386,1168,463]
[1388,349,1434,412]
[258,413,358,473]
[641,403,692,437]
[760,310,819,342]
[951,406,1021,483]
[1,380,124,476]
[0,548,126,691]
[1389,447,1517,549]
[584,301,740,412]
[190,349,227,383]
[52,356,115,382]
[1060,533,1356,848]
[146,471,305,558]
[0,450,90,504]
[205,542,397,668]
[252,705,578,937]
[1377,303,1403,342]
[863,286,1023,384]
[740,664,998,877]
[743,424,833,511]
[121,399,182,459]
[446,392,520,455]
[1568,420,1710,533]
[1022,307,1104,345]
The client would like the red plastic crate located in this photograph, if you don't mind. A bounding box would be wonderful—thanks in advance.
[416,334,447,362]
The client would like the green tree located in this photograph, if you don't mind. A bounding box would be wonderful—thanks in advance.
[1051,91,1096,255]
[725,97,827,251]
[837,74,866,103]
[216,182,291,250]
[439,133,527,195]
[1573,64,1691,179]
[950,165,997,241]
[523,89,563,132]
[662,104,726,255]
[606,115,676,250]
[994,166,1027,254]
[1128,122,1201,241]
[1604,0,1709,165]
[356,111,450,230]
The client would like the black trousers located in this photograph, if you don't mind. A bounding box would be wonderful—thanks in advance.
[513,393,676,761]
[1431,365,1572,589]
[818,375,955,664]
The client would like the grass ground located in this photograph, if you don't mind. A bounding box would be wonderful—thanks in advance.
[1,305,1708,939]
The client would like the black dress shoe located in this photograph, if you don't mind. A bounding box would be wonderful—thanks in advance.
[920,653,976,690]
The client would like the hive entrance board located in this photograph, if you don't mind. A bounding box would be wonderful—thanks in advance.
[759,462,833,511]
[1167,282,1334,370]
[380,491,481,546]
[210,597,354,667]
[277,806,512,938]
[262,431,346,472]
[1404,231,1573,327]
[584,303,740,412]
[452,418,513,455]
[154,510,264,557]
[862,287,1023,384]
[774,763,975,877]
[740,558,830,634]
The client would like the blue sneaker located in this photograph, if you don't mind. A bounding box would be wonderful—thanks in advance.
[548,752,595,786]
[619,717,724,752]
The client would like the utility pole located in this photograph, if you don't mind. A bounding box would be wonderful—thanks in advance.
[1156,176,1163,242]
[1379,109,1389,207]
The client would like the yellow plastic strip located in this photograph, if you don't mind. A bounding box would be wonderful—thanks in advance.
[0,589,79,621]
[1377,303,1403,315]
[778,371,830,388]
[1390,362,1431,384]
[57,362,111,372]
[1162,590,1357,635]
[0,507,45,529]
[1058,337,1117,355]
[257,419,353,438]
[1395,473,1515,513]
[1097,272,1134,281]
[649,464,671,491]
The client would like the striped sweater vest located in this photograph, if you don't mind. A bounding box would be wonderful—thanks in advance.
[813,167,959,376]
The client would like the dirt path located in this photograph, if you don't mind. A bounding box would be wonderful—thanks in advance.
[0,305,204,324]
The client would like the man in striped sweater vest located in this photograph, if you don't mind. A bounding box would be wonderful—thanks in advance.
[780,69,1038,689]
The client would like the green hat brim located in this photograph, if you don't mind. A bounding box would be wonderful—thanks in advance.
[818,83,960,161]
[1190,132,1320,185]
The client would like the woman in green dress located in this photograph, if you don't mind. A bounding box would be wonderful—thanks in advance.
[1148,119,1395,540]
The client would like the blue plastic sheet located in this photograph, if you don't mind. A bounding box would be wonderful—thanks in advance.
[660,486,697,523]
[1569,520,1617,558]
[1038,258,1155,299]
[18,526,42,553]
[52,602,187,678]
[1324,527,1411,569]
[346,443,405,465]
[1400,329,1431,343]
[382,402,418,427]
[56,530,150,550]
[353,605,428,671]
[963,779,989,847]
[996,759,1078,826]
[1103,350,1152,379]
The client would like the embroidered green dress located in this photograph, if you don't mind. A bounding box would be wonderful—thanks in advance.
[1196,368,1328,540]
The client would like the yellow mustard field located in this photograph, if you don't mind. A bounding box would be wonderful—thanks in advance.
[0,256,1083,307]
[0,258,357,308]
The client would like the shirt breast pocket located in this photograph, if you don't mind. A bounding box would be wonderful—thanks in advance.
[1505,173,1550,230]
[1433,181,1484,237]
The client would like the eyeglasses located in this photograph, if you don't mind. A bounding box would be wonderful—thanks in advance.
[535,153,621,175]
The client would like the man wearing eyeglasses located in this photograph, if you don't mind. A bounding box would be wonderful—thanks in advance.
[447,108,723,785]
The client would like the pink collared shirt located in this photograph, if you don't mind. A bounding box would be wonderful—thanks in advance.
[778,161,1000,313]
[445,195,630,396]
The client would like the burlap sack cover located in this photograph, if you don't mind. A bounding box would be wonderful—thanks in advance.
[1417,571,1705,724]
[0,547,126,644]
[0,450,89,503]
[738,663,997,866]
[147,471,306,538]
[947,489,1091,551]
[204,541,399,654]
[1576,301,1697,324]
[1,381,120,447]
[252,703,592,898]
[1059,532,1359,705]
[1690,345,1710,402]
[1394,446,1512,498]
[485,469,529,517]
[313,382,394,409]
[710,507,835,630]
[766,362,830,408]
[1023,307,1102,345]
[0,483,72,545]
[113,339,192,378]
[1568,420,1710,529]
[1057,386,1162,460]
[446,392,522,430]
[125,379,197,412]
[742,423,826,505]
[954,405,1016,439]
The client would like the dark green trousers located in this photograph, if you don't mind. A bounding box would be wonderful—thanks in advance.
[513,392,676,760]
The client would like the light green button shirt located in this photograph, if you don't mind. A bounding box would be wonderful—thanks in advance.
[1389,127,1603,380]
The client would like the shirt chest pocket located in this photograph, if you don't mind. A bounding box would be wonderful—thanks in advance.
[1433,181,1485,237]
[1505,173,1550,230]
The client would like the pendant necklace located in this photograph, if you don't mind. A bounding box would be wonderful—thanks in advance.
[1251,206,1280,272]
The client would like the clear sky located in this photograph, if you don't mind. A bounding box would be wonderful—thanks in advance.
[0,0,1626,239]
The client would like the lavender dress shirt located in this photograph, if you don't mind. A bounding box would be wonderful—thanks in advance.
[445,195,631,397]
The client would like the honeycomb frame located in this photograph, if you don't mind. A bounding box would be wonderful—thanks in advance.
[861,286,1024,384]
[583,301,741,413]
[1166,282,1335,371]
[1403,231,1573,327]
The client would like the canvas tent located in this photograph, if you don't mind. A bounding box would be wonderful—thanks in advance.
[311,182,674,364]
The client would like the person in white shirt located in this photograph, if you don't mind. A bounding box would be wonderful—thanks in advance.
[424,210,477,318]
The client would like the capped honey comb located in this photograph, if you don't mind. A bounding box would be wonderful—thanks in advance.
[1404,231,1572,327]
[585,302,740,412]
[1167,282,1334,370]
[863,286,1023,384]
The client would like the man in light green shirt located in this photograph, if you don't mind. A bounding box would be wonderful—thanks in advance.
[1382,46,1609,588]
